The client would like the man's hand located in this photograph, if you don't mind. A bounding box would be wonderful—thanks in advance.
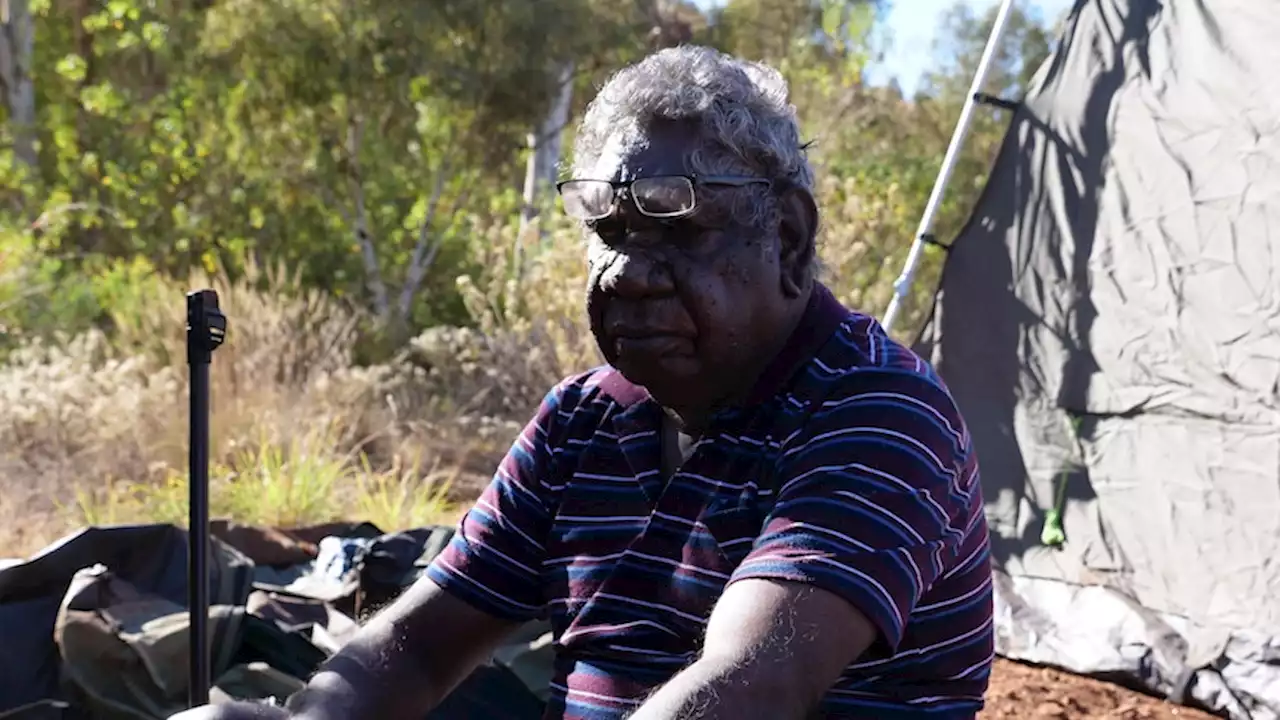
[231,576,521,720]
[168,700,287,720]
[627,578,877,720]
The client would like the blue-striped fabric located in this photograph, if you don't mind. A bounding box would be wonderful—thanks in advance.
[426,284,994,719]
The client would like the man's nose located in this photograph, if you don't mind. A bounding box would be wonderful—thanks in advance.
[599,245,675,298]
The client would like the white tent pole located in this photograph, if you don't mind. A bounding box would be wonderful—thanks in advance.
[881,0,1019,334]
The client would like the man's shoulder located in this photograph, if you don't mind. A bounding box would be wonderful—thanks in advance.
[804,312,961,411]
[787,311,974,467]
[530,365,648,447]
[545,364,645,412]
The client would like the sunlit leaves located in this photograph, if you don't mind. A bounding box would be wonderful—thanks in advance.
[53,54,85,83]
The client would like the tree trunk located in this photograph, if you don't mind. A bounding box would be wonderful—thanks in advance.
[0,0,37,169]
[517,60,575,244]
[395,161,454,326]
[345,116,392,323]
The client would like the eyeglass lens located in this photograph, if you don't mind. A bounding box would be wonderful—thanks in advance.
[560,177,696,220]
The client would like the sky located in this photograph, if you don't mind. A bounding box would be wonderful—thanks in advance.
[692,0,1076,96]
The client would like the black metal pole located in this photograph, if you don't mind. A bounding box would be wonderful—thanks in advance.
[187,289,225,708]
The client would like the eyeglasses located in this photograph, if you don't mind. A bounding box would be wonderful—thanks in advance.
[555,174,772,221]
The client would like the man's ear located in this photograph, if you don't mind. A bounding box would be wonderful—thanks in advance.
[777,186,818,297]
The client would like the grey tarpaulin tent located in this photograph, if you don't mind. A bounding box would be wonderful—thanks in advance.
[915,0,1280,717]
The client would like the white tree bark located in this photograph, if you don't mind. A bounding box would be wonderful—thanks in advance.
[397,161,453,321]
[0,0,37,168]
[345,116,392,322]
[518,60,575,242]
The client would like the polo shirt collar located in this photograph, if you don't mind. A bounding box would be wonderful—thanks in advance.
[742,282,848,405]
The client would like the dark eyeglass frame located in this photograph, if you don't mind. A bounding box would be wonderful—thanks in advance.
[555,174,773,221]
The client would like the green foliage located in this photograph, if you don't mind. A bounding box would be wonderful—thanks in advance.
[0,228,95,348]
[0,227,171,354]
[5,0,649,335]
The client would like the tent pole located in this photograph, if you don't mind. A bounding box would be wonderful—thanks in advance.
[881,0,1019,335]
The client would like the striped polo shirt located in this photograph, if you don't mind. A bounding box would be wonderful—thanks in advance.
[425,283,994,719]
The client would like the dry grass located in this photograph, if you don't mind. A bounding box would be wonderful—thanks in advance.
[0,169,942,559]
[0,258,501,557]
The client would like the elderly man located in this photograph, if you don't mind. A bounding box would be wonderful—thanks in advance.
[180,45,993,720]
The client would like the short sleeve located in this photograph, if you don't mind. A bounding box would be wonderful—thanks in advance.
[425,385,567,621]
[728,370,974,653]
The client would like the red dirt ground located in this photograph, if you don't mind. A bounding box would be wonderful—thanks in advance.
[981,659,1218,719]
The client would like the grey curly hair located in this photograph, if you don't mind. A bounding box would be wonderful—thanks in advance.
[570,45,815,232]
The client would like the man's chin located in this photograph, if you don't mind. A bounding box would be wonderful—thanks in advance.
[611,354,701,401]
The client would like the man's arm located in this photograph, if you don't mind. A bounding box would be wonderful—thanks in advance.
[285,381,571,718]
[630,370,975,720]
[627,579,876,720]
[283,576,521,719]
[168,578,520,720]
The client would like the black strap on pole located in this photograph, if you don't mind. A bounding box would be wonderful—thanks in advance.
[972,91,1021,112]
[187,289,226,708]
[918,232,952,252]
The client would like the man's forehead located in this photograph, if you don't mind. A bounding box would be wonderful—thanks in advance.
[591,124,695,181]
